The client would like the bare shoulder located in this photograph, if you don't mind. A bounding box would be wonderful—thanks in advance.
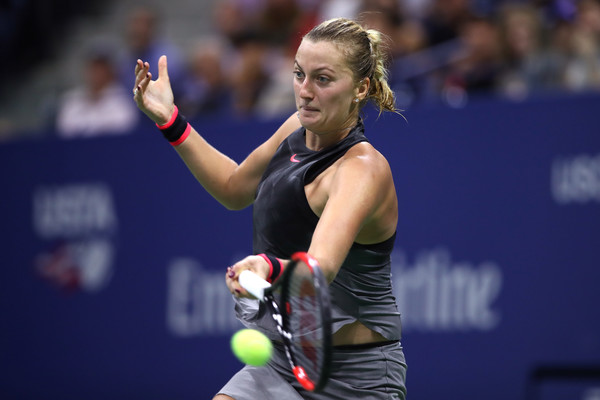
[339,141,393,179]
[326,140,397,243]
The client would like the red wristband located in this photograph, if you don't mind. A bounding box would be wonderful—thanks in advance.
[169,124,191,146]
[156,105,179,129]
[156,105,191,146]
[258,253,283,283]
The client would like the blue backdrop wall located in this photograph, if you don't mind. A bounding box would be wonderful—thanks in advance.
[1,93,599,399]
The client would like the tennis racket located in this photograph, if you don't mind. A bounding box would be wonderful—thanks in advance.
[238,252,332,392]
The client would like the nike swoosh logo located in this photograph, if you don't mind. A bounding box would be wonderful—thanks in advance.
[290,154,300,163]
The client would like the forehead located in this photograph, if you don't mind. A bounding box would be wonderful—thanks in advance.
[295,39,349,73]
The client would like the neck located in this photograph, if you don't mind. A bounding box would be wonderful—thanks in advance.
[304,118,358,151]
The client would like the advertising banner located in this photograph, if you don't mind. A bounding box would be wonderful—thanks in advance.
[1,94,599,399]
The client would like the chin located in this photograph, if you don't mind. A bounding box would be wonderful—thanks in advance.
[297,111,319,128]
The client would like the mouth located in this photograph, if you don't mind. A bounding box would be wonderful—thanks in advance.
[300,105,319,112]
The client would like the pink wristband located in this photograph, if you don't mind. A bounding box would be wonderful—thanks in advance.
[156,104,191,146]
[169,124,191,146]
[156,105,179,129]
[258,253,283,283]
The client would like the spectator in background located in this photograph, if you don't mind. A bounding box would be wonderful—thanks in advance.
[255,0,306,52]
[229,31,271,116]
[360,0,426,58]
[211,0,309,118]
[562,0,600,91]
[178,38,232,118]
[253,0,319,118]
[440,16,503,106]
[118,6,185,98]
[252,47,298,119]
[496,3,565,100]
[55,44,138,138]
[359,0,431,107]
[421,0,474,46]
[213,0,256,49]
[212,0,272,117]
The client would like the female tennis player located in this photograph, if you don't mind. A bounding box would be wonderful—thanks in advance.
[133,17,407,400]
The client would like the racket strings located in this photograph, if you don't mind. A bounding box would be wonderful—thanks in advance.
[286,262,326,383]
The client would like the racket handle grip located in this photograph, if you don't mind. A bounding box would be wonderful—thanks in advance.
[239,270,271,300]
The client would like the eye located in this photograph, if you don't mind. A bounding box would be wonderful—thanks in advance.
[293,70,304,80]
[317,75,330,84]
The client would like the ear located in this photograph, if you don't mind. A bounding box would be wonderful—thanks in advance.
[355,77,370,101]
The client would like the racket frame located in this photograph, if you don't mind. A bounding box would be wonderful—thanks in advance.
[238,252,332,392]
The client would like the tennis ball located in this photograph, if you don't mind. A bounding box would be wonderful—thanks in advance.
[231,328,273,366]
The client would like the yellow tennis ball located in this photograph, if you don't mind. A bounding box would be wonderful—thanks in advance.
[231,329,273,366]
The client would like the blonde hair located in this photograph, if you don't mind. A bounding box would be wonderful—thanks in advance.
[304,17,400,116]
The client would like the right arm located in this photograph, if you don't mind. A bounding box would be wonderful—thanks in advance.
[172,115,299,209]
[133,56,300,210]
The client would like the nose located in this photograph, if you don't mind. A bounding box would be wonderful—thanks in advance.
[298,78,313,101]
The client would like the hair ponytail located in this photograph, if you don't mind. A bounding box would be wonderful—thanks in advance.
[365,29,400,116]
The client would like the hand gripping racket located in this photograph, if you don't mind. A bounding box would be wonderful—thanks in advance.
[239,252,332,392]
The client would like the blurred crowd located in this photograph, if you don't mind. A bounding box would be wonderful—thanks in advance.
[4,0,600,139]
[133,0,600,118]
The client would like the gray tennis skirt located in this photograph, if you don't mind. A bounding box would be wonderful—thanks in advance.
[216,340,407,400]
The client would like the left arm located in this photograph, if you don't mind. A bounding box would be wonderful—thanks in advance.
[308,145,397,282]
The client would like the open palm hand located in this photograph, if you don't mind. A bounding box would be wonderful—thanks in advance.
[133,55,175,125]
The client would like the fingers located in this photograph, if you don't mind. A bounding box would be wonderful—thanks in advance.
[157,55,169,82]
[139,70,152,92]
[134,61,148,87]
[225,255,271,298]
[133,60,151,97]
[226,257,257,297]
[134,59,142,75]
[225,266,246,297]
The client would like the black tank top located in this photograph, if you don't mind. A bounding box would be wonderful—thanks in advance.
[253,120,402,340]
